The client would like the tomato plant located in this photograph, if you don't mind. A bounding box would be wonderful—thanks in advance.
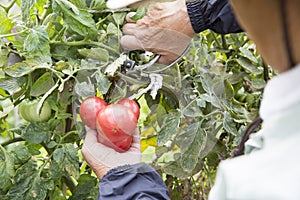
[0,0,275,199]
[79,96,107,129]
[96,104,137,152]
[18,99,52,122]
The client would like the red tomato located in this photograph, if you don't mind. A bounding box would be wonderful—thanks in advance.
[96,130,133,153]
[96,104,137,152]
[117,98,140,119]
[79,96,107,129]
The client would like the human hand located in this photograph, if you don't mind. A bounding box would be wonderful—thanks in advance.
[120,0,195,64]
[81,128,141,179]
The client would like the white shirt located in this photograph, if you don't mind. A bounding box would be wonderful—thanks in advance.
[209,64,300,200]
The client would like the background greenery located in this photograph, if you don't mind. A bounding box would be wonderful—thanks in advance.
[0,0,274,199]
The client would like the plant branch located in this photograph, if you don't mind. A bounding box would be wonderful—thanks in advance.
[39,0,51,24]
[61,131,78,141]
[0,137,24,146]
[262,61,270,82]
[210,32,222,49]
[221,34,228,50]
[0,29,28,38]
[0,0,16,13]
[88,8,130,14]
[50,39,119,54]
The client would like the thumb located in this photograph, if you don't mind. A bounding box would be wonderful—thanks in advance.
[83,129,98,146]
[106,0,142,9]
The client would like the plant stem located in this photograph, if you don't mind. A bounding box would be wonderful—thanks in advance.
[176,63,182,88]
[0,0,16,13]
[50,39,119,54]
[39,0,51,24]
[116,72,146,85]
[0,29,28,38]
[221,34,228,50]
[0,137,24,146]
[88,8,130,14]
[211,32,222,49]
[61,131,77,141]
[262,61,270,82]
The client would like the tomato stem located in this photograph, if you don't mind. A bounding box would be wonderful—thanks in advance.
[0,28,28,38]
[0,137,24,146]
[0,0,16,13]
[50,39,119,54]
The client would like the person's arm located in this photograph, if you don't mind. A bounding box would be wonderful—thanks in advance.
[186,0,242,34]
[81,129,169,199]
[99,163,169,199]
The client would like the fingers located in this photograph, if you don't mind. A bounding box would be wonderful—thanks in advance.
[122,23,137,37]
[157,55,176,65]
[121,35,144,51]
[83,129,98,145]
[121,19,145,51]
[126,12,138,23]
[130,127,141,151]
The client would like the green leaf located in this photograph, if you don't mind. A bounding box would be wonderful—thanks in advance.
[24,26,51,63]
[95,71,110,95]
[0,77,26,95]
[78,48,109,61]
[157,111,180,146]
[74,81,95,98]
[0,7,14,34]
[198,73,214,95]
[11,144,31,165]
[69,174,98,200]
[89,0,106,10]
[0,98,14,119]
[239,46,257,63]
[237,57,262,75]
[0,146,15,192]
[223,111,237,135]
[200,93,221,108]
[69,0,87,9]
[52,144,79,178]
[21,0,34,23]
[178,122,206,171]
[106,22,118,35]
[22,122,52,144]
[130,7,147,21]
[182,98,202,117]
[250,78,267,90]
[6,160,48,200]
[224,79,234,99]
[163,159,203,179]
[113,12,127,25]
[4,61,35,77]
[53,0,98,38]
[30,72,55,96]
[51,187,67,200]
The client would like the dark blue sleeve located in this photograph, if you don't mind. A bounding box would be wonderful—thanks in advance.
[98,163,169,200]
[186,0,242,34]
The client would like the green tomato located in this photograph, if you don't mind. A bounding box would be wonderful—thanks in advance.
[18,99,52,122]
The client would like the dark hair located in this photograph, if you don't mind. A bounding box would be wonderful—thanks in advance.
[233,117,263,157]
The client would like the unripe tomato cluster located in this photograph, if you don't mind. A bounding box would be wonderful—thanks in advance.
[79,97,140,152]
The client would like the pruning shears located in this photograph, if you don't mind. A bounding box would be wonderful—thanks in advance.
[121,44,191,74]
[104,45,190,100]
